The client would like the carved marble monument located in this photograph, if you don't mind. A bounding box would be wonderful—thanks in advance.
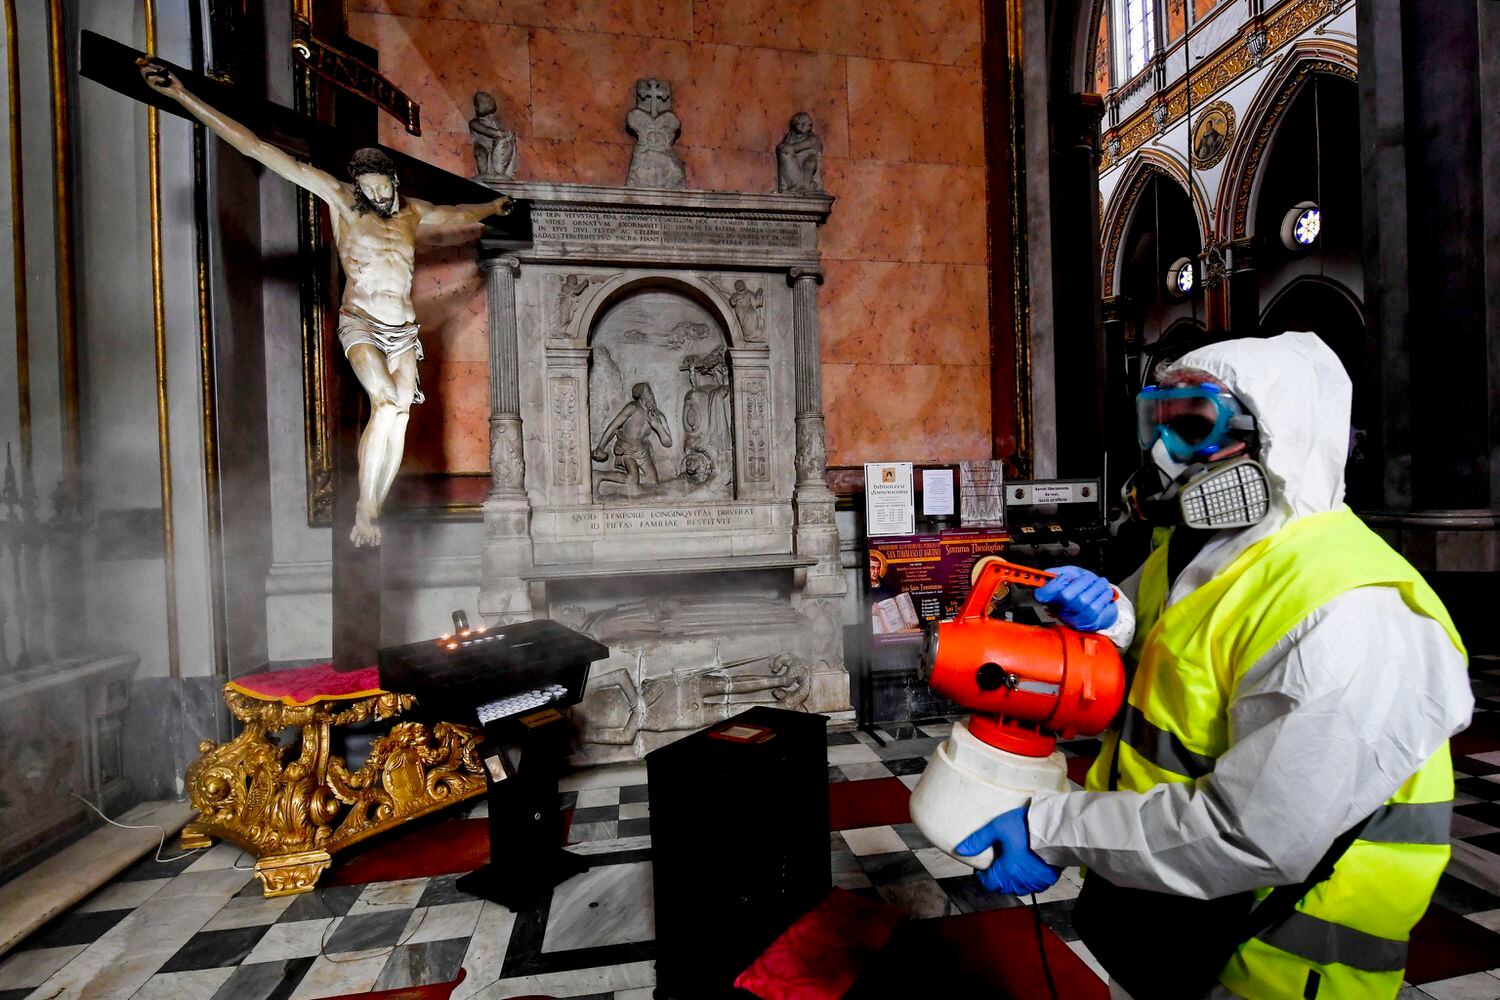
[625,78,687,190]
[475,180,847,762]
[776,112,824,195]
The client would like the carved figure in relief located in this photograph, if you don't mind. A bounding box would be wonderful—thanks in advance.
[555,274,592,336]
[591,383,673,491]
[776,112,824,195]
[142,61,510,547]
[469,91,517,182]
[679,348,734,485]
[709,277,765,341]
[625,78,687,190]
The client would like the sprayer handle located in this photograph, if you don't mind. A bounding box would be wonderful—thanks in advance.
[957,557,1117,622]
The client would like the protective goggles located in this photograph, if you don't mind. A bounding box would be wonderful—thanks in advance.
[1135,382,1255,463]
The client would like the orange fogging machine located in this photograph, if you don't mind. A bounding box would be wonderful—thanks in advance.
[908,558,1125,868]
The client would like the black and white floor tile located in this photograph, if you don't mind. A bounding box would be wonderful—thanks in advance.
[3,660,1499,999]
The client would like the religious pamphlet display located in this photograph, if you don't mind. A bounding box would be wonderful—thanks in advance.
[922,468,956,518]
[959,460,1006,527]
[140,59,512,546]
[864,462,916,537]
[868,529,1012,644]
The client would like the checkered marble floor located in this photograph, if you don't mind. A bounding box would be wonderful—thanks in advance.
[3,660,1499,999]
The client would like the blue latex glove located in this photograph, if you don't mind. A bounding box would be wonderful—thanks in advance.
[1034,565,1118,631]
[955,806,1061,895]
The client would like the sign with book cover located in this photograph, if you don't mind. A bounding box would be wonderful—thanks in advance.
[868,528,1011,644]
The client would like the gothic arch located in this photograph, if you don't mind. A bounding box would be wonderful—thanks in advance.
[1215,41,1358,239]
[1101,149,1211,295]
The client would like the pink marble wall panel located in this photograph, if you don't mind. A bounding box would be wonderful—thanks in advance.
[820,158,987,265]
[350,0,695,38]
[691,0,982,67]
[410,244,488,364]
[347,14,530,138]
[347,0,503,21]
[345,0,995,473]
[821,260,988,366]
[847,59,983,166]
[405,360,490,473]
[823,363,991,463]
[528,30,695,146]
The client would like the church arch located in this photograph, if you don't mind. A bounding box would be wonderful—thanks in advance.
[1101,150,1209,296]
[1216,41,1358,239]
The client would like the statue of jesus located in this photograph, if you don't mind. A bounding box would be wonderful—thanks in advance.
[142,59,511,547]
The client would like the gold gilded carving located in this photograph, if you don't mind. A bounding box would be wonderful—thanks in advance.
[183,687,486,897]
[1189,101,1235,170]
[1100,0,1344,173]
[1229,60,1354,237]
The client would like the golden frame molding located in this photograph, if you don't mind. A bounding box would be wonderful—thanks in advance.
[1101,151,1210,297]
[1223,57,1356,238]
[1098,0,1342,173]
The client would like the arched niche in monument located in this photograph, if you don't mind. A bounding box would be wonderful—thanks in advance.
[584,281,736,504]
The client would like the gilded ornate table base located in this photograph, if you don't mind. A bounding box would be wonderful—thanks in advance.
[183,686,487,897]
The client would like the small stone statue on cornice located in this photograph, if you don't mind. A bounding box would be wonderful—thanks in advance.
[776,111,823,195]
[469,91,517,182]
[625,78,686,190]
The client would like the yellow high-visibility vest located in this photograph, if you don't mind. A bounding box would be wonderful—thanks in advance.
[1087,508,1465,1000]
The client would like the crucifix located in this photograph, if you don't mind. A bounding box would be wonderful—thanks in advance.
[81,31,530,668]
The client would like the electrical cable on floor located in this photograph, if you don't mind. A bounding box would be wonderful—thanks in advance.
[69,792,206,863]
[1031,891,1060,1000]
[316,894,434,964]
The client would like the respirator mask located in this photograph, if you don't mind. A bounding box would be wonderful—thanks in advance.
[1123,377,1271,530]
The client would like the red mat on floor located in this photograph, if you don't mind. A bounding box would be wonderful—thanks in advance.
[319,968,469,1000]
[325,777,916,888]
[828,777,911,830]
[1405,897,1500,985]
[1066,754,1097,787]
[1451,711,1500,757]
[324,809,573,887]
[847,906,1109,999]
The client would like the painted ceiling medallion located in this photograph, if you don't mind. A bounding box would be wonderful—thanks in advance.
[1189,100,1236,170]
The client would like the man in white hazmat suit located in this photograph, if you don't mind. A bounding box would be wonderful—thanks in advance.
[955,332,1472,999]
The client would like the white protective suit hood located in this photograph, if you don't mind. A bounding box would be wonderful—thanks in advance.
[1167,331,1350,520]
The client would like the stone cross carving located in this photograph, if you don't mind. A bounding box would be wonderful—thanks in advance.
[469,91,517,182]
[626,78,686,190]
[776,111,824,195]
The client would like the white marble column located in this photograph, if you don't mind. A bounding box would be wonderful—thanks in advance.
[787,266,844,600]
[478,251,533,623]
[482,254,525,501]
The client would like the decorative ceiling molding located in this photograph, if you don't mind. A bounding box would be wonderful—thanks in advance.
[1099,0,1343,173]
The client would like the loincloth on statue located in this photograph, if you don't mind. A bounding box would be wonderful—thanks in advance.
[337,311,426,404]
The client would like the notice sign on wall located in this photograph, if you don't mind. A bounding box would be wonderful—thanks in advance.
[864,462,915,537]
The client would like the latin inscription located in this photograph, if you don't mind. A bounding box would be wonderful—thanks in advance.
[567,504,758,534]
[534,211,803,250]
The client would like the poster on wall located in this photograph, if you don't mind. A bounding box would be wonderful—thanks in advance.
[868,528,1011,644]
[959,461,1005,526]
[864,462,915,536]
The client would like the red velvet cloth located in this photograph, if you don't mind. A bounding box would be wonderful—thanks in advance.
[228,662,382,705]
[734,888,906,1000]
